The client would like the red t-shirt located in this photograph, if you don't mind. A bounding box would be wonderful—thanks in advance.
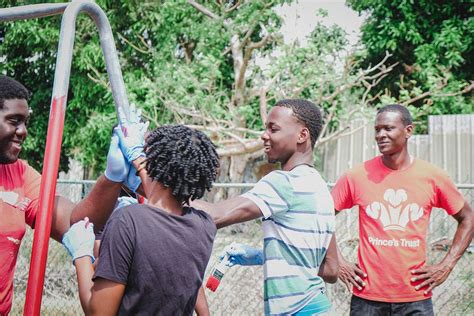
[331,156,464,303]
[1,160,41,315]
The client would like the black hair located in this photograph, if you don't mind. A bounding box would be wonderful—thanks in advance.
[0,75,30,109]
[274,99,323,148]
[377,104,413,126]
[144,125,219,205]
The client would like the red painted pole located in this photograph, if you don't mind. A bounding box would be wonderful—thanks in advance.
[10,2,131,313]
[24,95,66,315]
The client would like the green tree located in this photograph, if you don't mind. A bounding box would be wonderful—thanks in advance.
[1,0,394,188]
[0,0,116,175]
[105,2,394,196]
[347,0,473,130]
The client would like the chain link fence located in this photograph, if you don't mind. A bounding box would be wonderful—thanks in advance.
[12,182,473,315]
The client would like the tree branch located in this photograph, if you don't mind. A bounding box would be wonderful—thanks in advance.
[398,79,471,106]
[118,33,149,54]
[236,35,271,90]
[259,87,268,124]
[217,139,263,156]
[225,0,241,13]
[187,0,219,19]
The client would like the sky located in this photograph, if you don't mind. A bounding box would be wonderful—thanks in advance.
[275,0,365,46]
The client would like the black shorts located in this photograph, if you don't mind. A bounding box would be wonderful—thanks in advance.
[350,295,434,316]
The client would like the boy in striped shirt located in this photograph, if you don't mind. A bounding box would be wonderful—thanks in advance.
[195,99,338,315]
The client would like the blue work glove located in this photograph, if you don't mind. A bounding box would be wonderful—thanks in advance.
[62,218,95,264]
[219,243,264,267]
[115,196,138,209]
[124,164,142,193]
[116,104,149,163]
[104,130,130,183]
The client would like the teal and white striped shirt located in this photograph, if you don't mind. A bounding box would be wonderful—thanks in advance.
[242,165,334,315]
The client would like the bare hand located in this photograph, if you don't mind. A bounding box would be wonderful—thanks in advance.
[411,263,452,294]
[339,259,367,292]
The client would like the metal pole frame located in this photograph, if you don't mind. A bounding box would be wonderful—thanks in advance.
[0,1,130,314]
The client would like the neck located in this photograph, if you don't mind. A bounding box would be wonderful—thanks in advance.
[281,149,313,171]
[146,182,183,216]
[381,148,412,170]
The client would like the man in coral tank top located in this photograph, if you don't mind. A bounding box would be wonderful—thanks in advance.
[331,104,473,315]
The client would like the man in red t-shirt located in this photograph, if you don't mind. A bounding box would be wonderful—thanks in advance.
[0,75,128,315]
[331,104,473,315]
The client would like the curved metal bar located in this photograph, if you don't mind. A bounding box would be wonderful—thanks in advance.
[0,1,130,117]
[0,3,69,22]
[22,1,130,314]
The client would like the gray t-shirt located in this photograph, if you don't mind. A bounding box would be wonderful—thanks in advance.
[93,204,216,315]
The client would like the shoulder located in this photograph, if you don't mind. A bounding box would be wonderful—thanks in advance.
[187,206,215,223]
[100,204,145,240]
[361,156,380,172]
[414,158,444,172]
[412,158,453,182]
[258,170,292,188]
[261,169,290,181]
[185,207,217,234]
[108,203,144,225]
[340,159,371,179]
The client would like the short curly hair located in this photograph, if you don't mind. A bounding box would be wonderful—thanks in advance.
[0,75,30,109]
[144,125,219,205]
[274,99,323,148]
[377,104,413,126]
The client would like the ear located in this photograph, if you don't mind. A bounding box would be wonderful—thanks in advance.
[405,124,414,139]
[298,127,310,144]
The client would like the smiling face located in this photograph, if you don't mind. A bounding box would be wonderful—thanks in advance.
[0,99,29,164]
[261,106,305,165]
[375,111,412,156]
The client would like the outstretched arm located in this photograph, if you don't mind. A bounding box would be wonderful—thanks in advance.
[411,201,473,294]
[70,176,122,232]
[191,196,262,229]
[50,176,121,242]
[51,132,129,241]
[71,132,128,231]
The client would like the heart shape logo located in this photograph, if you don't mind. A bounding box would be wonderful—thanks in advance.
[383,189,407,207]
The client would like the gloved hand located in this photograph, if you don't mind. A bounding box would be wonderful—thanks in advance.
[116,104,149,163]
[115,196,138,209]
[104,130,130,182]
[219,243,264,267]
[124,164,142,193]
[62,217,95,264]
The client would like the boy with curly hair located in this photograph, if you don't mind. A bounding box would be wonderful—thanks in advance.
[63,123,220,315]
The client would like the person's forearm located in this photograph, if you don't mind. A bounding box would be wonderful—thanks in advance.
[318,234,339,283]
[194,287,210,316]
[191,197,241,218]
[440,205,473,269]
[334,210,347,262]
[192,195,262,228]
[70,175,122,231]
[74,257,95,314]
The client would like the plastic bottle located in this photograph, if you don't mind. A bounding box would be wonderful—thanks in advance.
[205,254,230,292]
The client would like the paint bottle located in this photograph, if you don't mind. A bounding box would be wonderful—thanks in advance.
[205,254,230,292]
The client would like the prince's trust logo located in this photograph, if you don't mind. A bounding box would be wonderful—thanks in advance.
[366,188,423,231]
[0,191,31,212]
